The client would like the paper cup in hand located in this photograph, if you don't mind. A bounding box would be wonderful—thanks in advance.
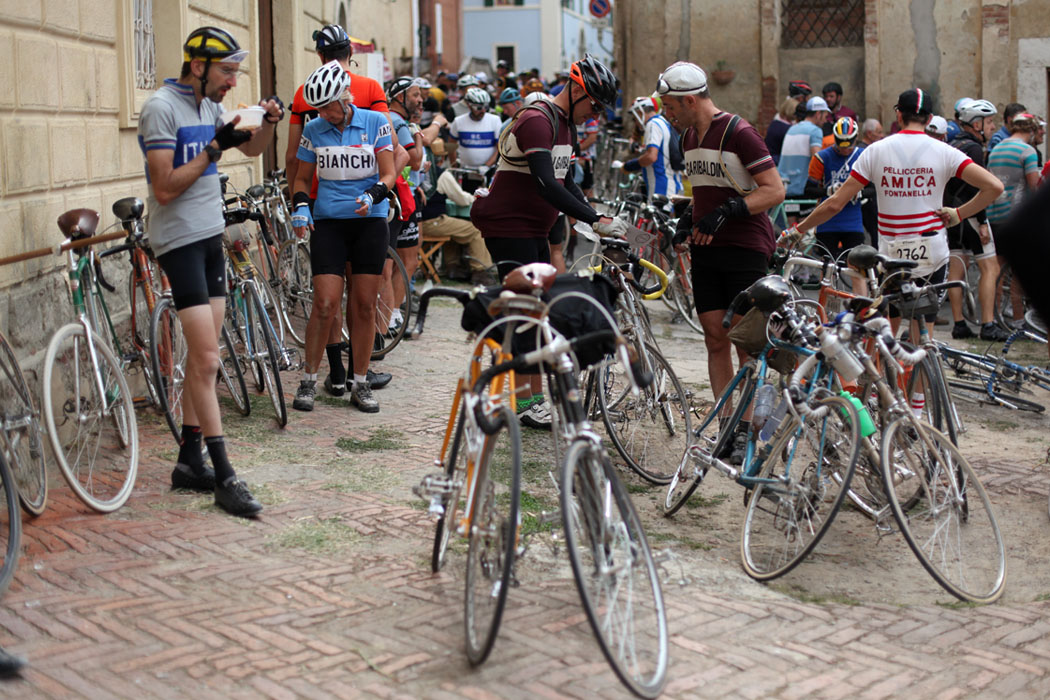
[220,106,266,130]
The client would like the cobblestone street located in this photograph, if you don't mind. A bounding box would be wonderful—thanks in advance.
[3,297,1050,699]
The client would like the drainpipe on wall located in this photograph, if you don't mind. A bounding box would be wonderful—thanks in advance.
[412,0,420,76]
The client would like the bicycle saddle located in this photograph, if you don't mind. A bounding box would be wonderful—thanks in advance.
[112,197,144,222]
[846,245,878,272]
[57,208,100,239]
[651,194,669,208]
[246,184,265,200]
[746,274,794,314]
[880,257,919,273]
[503,262,557,295]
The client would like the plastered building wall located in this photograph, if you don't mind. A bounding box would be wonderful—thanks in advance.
[616,0,1050,147]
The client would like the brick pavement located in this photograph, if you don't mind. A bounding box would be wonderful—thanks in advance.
[3,300,1050,698]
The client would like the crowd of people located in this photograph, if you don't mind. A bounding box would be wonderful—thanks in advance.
[770,81,1047,342]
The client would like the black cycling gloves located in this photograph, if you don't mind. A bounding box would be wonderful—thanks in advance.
[673,197,751,244]
[213,120,253,151]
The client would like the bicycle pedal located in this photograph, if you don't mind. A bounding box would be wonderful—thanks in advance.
[413,472,458,499]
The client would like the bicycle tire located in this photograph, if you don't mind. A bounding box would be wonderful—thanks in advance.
[42,323,138,512]
[149,297,188,445]
[464,405,520,666]
[0,452,22,596]
[598,343,692,484]
[670,250,704,335]
[741,395,860,580]
[276,239,312,348]
[244,283,288,427]
[0,331,47,515]
[372,247,411,360]
[665,367,755,516]
[255,265,287,349]
[880,419,1006,603]
[129,276,161,409]
[218,323,251,416]
[994,266,1022,334]
[561,438,668,698]
[432,404,466,573]
[947,377,1045,413]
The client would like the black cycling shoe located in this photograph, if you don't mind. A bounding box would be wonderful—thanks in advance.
[0,647,26,677]
[292,379,316,411]
[367,369,393,390]
[171,463,217,492]
[323,375,346,397]
[951,322,976,339]
[215,478,263,517]
[980,323,1010,342]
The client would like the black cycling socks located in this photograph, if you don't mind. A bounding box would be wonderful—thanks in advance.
[205,436,236,486]
[177,425,205,474]
[326,343,346,387]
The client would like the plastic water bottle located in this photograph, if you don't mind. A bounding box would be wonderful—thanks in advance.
[820,332,864,383]
[759,396,788,442]
[752,383,778,429]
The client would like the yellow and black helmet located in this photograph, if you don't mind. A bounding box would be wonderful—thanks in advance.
[183,26,248,64]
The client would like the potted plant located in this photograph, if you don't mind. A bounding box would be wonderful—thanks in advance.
[711,60,735,86]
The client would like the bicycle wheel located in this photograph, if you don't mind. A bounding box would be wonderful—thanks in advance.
[128,274,161,408]
[0,332,47,515]
[880,419,1006,603]
[432,405,466,573]
[255,268,286,349]
[277,239,312,347]
[994,266,1022,334]
[947,378,1045,413]
[372,247,411,360]
[42,323,138,512]
[561,438,668,698]
[598,343,692,484]
[741,395,860,581]
[149,297,187,445]
[0,453,21,596]
[670,251,704,335]
[665,367,755,515]
[244,283,288,427]
[464,405,520,666]
[217,323,251,416]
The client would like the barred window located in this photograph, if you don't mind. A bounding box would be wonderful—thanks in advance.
[781,0,864,49]
[133,0,155,90]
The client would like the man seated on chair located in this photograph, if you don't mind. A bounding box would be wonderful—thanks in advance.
[419,137,496,285]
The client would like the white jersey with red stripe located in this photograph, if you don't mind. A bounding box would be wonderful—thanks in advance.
[849,129,972,276]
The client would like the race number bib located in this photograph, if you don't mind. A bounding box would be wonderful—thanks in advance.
[881,233,949,276]
[314,144,378,181]
[551,144,574,180]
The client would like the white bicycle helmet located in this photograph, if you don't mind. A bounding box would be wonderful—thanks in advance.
[457,74,479,89]
[630,96,658,127]
[523,91,549,106]
[656,61,708,96]
[464,87,491,108]
[304,60,350,108]
[958,99,997,125]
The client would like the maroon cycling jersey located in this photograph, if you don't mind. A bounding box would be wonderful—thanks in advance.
[471,103,576,239]
[682,113,777,258]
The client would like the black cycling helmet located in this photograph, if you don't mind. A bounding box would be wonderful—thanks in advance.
[313,24,350,52]
[787,80,812,98]
[386,76,415,101]
[746,275,793,314]
[568,54,619,112]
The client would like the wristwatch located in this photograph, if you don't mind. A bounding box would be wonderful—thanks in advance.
[204,143,222,163]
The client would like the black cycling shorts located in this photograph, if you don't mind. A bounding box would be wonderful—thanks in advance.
[548,215,568,246]
[484,236,551,281]
[948,221,996,259]
[690,245,769,315]
[387,218,403,250]
[814,230,866,259]
[157,234,227,311]
[396,191,423,249]
[311,217,388,276]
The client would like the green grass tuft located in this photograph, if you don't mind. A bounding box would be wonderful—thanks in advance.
[266,516,361,553]
[335,427,407,452]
